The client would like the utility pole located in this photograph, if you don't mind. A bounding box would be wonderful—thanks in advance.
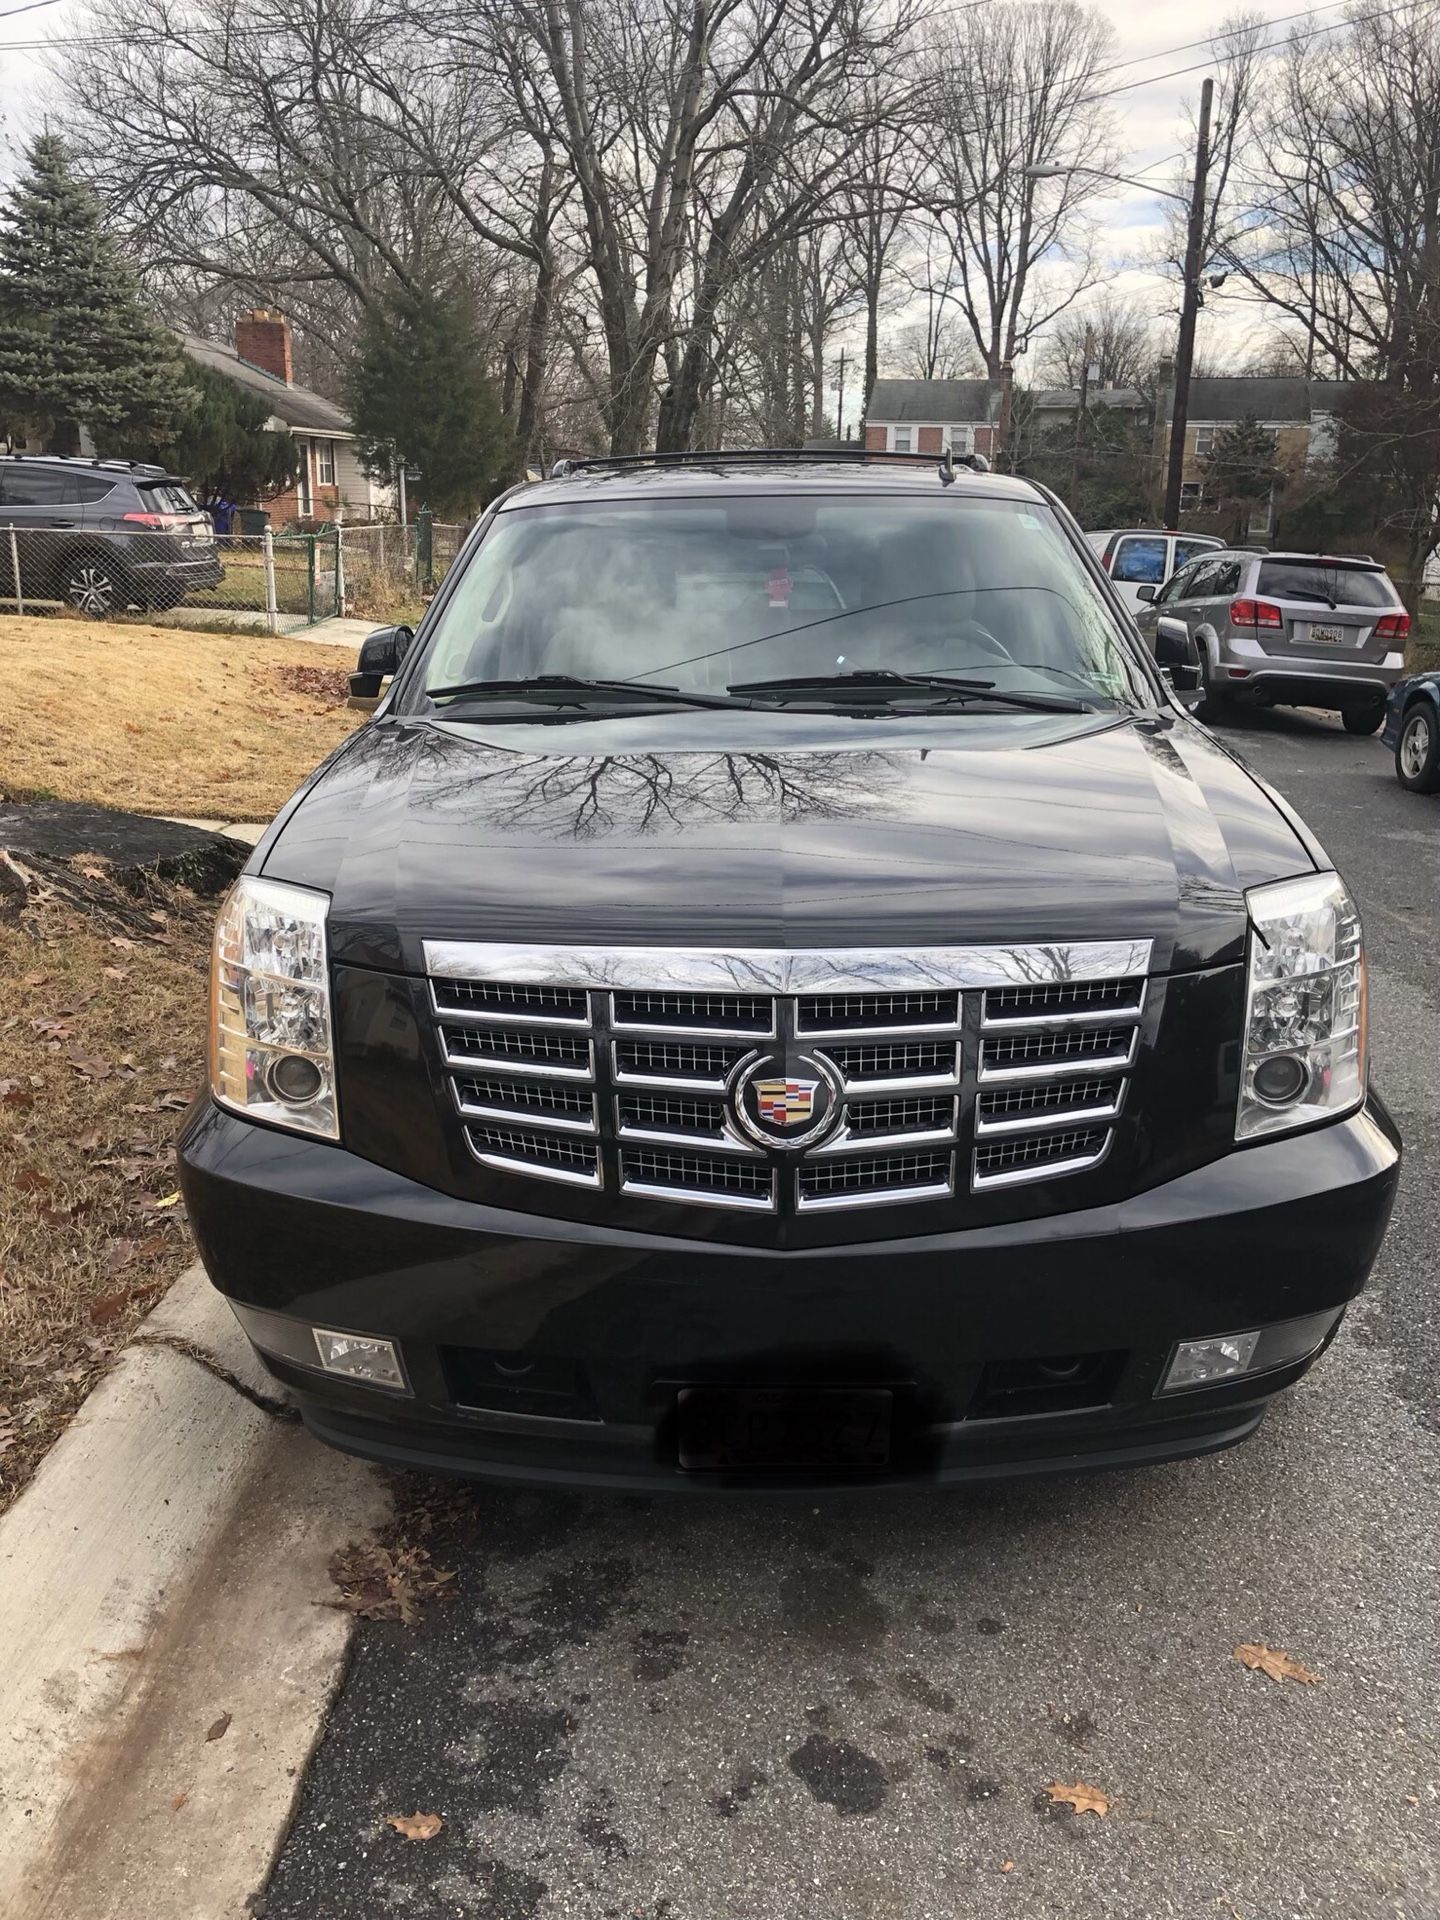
[995,362,1015,471]
[836,348,847,442]
[1164,75,1213,528]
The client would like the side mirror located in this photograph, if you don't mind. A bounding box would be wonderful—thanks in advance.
[1134,584,1157,603]
[349,625,414,700]
[1154,615,1201,692]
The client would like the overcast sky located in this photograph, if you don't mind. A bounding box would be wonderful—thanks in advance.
[0,0,1319,381]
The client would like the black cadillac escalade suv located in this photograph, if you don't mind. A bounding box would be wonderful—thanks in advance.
[177,451,1400,1489]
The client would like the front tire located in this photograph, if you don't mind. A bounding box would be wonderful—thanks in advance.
[1342,703,1385,737]
[1196,655,1235,723]
[1395,702,1440,791]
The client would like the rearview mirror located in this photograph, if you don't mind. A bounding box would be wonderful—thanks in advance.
[1134,584,1157,603]
[349,624,414,700]
[1154,616,1201,692]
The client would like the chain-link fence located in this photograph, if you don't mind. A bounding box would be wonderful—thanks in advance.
[0,524,343,626]
[339,512,469,621]
[0,514,470,628]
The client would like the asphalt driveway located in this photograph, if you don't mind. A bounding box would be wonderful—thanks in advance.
[261,707,1440,1920]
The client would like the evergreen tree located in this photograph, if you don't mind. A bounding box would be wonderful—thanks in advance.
[1202,415,1283,543]
[0,133,192,454]
[347,284,514,518]
[158,362,298,505]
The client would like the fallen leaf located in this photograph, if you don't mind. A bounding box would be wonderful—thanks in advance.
[387,1811,443,1841]
[109,936,137,951]
[1,1085,35,1109]
[171,1792,188,1812]
[23,970,49,986]
[1044,1780,1110,1818]
[1001,1859,1015,1873]
[1234,1642,1322,1686]
[152,1191,182,1209]
[205,1712,231,1742]
[100,1238,137,1276]
[102,966,129,981]
[14,1169,50,1193]
[73,1130,103,1152]
[89,1289,131,1325]
[154,1092,192,1112]
[67,1047,112,1081]
[326,1541,456,1626]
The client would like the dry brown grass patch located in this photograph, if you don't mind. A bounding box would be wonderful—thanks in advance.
[0,615,360,819]
[0,869,210,1512]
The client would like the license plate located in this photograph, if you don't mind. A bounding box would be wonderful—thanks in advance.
[677,1386,893,1471]
[1309,624,1345,645]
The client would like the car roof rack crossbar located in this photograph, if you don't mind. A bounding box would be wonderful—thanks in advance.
[549,446,992,480]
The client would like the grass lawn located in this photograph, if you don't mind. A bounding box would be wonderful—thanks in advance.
[0,614,360,818]
[0,614,364,1509]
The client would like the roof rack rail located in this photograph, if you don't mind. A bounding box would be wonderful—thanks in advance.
[548,446,992,481]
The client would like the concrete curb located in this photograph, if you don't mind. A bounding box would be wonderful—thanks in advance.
[0,1266,389,1920]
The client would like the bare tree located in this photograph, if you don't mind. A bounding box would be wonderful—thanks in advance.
[887,313,984,381]
[1035,294,1155,390]
[917,0,1118,380]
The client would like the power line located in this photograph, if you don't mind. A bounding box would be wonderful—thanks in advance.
[0,0,67,19]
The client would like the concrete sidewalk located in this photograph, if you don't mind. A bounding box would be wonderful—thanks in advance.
[0,1267,387,1920]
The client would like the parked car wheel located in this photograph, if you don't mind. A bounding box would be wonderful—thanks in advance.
[1395,702,1440,792]
[61,550,126,618]
[1342,703,1386,737]
[1196,658,1235,724]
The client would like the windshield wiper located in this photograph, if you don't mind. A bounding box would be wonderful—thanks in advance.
[728,669,1092,714]
[425,674,752,711]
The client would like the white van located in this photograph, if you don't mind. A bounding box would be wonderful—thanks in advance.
[1086,528,1225,611]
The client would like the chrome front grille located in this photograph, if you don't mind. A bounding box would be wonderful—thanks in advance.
[423,942,1153,1214]
[971,980,1145,1188]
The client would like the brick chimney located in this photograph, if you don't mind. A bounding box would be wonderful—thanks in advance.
[234,309,294,385]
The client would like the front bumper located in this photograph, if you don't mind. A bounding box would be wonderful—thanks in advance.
[177,1095,1400,1491]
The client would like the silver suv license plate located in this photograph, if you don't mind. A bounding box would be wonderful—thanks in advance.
[1309,624,1344,645]
[677,1386,893,1471]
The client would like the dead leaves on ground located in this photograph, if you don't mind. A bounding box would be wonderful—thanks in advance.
[386,1811,444,1842]
[205,1711,232,1742]
[326,1541,456,1627]
[1233,1642,1322,1686]
[1044,1780,1111,1818]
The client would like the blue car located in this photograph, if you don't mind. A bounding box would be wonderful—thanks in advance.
[1384,670,1440,791]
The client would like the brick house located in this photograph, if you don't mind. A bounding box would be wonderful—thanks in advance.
[862,379,1002,460]
[181,311,393,526]
[1165,376,1349,535]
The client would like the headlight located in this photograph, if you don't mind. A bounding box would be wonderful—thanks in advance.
[1237,871,1366,1142]
[210,876,338,1140]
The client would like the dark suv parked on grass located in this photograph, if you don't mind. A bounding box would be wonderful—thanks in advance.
[0,454,223,615]
[177,450,1400,1491]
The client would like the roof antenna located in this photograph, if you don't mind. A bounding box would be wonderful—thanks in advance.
[939,446,955,487]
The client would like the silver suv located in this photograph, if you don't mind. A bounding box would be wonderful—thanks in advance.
[1134,548,1410,733]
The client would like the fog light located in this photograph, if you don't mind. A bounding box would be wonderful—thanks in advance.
[1159,1308,1344,1395]
[1164,1332,1261,1392]
[313,1328,408,1391]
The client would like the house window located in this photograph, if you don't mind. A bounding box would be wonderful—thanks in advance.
[892,428,912,453]
[949,426,974,455]
[316,440,337,487]
[1193,426,1215,458]
[1179,481,1204,510]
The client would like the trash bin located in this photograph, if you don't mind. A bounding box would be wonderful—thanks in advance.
[237,508,271,536]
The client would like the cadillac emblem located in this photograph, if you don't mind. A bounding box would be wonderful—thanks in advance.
[732,1053,840,1150]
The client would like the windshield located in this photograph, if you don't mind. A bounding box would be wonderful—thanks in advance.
[1256,559,1394,608]
[411,495,1151,710]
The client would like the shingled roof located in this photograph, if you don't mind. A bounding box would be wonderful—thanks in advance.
[1172,376,1350,423]
[864,378,1000,425]
[180,333,355,436]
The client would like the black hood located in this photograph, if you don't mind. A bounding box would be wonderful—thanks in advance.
[260,709,1316,976]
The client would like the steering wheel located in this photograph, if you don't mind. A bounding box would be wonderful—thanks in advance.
[950,619,1014,665]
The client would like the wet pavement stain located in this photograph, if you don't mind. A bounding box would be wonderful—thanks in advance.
[967,1775,1003,1802]
[787,1733,888,1816]
[471,1559,638,1674]
[1055,1709,1097,1749]
[709,1762,770,1819]
[458,1700,574,1816]
[891,1672,957,1713]
[779,1565,890,1650]
[631,1627,690,1683]
[577,1798,630,1861]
